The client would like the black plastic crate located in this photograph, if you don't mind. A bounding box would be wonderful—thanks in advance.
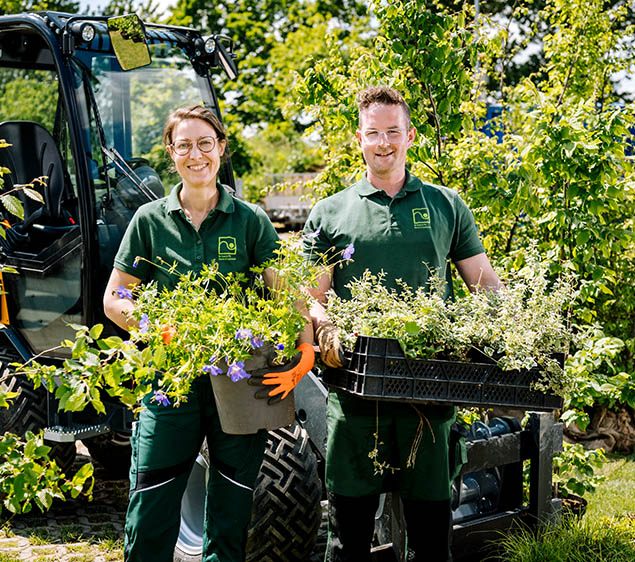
[322,336,563,411]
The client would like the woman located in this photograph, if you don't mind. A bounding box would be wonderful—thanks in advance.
[103,105,312,562]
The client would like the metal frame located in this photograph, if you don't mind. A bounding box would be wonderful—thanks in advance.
[376,412,563,561]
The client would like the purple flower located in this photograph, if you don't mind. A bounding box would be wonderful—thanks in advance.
[139,313,149,334]
[235,328,253,340]
[153,390,170,406]
[227,361,250,382]
[202,363,224,376]
[275,343,285,351]
[250,335,264,348]
[305,226,321,240]
[116,285,133,299]
[342,243,355,261]
[133,257,139,268]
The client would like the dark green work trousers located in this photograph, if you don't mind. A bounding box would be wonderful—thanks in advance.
[324,389,459,561]
[124,377,267,562]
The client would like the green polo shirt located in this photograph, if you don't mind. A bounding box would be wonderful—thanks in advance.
[114,183,280,290]
[303,171,484,300]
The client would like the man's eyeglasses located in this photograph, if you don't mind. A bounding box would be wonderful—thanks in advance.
[171,137,217,156]
[361,128,408,144]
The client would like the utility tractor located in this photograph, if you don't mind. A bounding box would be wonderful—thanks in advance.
[0,11,324,560]
[0,11,563,562]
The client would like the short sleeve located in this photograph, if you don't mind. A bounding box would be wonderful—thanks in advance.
[249,205,281,266]
[450,195,485,262]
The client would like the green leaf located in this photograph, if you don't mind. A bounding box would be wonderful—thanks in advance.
[21,187,44,204]
[63,390,88,412]
[1,194,24,220]
[153,345,166,369]
[575,230,591,245]
[89,324,104,340]
[404,321,420,336]
[36,489,53,510]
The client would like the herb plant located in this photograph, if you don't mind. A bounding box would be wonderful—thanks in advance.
[325,250,576,396]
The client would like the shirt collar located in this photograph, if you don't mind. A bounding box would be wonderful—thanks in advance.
[167,182,235,214]
[356,169,420,198]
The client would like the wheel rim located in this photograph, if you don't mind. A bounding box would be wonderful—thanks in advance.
[177,453,208,555]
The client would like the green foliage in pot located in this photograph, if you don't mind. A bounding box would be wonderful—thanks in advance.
[13,235,322,411]
[325,250,576,397]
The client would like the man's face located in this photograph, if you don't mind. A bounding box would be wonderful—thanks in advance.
[356,103,415,181]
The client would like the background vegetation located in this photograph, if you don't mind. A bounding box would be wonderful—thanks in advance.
[0,0,633,555]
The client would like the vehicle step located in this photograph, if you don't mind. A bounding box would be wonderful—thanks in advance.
[43,423,110,442]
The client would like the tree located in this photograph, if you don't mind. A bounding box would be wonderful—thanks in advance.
[0,0,79,13]
[294,0,635,422]
[98,0,169,20]
[165,0,369,182]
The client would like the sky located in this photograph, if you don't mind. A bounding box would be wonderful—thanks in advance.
[78,0,176,16]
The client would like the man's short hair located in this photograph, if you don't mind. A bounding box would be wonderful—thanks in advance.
[356,86,411,126]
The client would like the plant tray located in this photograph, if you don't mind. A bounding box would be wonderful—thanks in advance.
[322,336,563,411]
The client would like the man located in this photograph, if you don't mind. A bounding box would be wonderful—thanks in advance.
[303,86,501,561]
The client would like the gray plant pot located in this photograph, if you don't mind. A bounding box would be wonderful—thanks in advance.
[209,345,295,435]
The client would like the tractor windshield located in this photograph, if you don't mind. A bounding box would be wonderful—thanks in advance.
[71,36,225,302]
[72,38,218,205]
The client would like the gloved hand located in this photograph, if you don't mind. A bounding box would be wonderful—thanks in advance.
[248,343,315,404]
[315,320,344,368]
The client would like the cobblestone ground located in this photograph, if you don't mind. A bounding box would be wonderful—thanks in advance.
[0,445,328,562]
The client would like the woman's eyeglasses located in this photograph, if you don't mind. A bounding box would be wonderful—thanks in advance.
[171,137,217,155]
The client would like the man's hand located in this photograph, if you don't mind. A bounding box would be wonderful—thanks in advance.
[248,343,315,403]
[315,320,344,368]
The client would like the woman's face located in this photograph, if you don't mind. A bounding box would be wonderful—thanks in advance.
[167,118,226,190]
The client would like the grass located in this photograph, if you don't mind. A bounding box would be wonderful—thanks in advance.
[493,452,635,561]
[493,515,635,561]
[586,452,635,522]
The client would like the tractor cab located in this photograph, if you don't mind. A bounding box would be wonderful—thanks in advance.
[0,11,236,359]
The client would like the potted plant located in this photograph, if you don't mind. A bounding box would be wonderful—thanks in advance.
[322,250,576,409]
[15,235,323,434]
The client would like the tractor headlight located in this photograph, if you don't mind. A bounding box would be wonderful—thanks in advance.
[204,37,216,55]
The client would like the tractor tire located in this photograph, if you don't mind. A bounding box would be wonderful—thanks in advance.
[0,352,76,473]
[174,422,322,562]
[84,431,131,479]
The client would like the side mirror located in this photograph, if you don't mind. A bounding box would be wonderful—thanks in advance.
[107,14,151,71]
[215,36,237,81]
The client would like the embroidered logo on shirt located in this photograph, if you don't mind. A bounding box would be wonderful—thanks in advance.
[218,236,237,260]
[412,208,431,229]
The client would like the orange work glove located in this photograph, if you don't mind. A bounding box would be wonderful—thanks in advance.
[259,343,315,401]
[315,320,344,368]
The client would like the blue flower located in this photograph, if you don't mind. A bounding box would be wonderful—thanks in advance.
[275,343,285,351]
[202,363,223,376]
[139,313,150,334]
[227,361,250,382]
[153,390,170,406]
[116,285,133,299]
[250,335,264,348]
[235,328,253,340]
[133,257,139,268]
[305,226,321,240]
[342,243,355,261]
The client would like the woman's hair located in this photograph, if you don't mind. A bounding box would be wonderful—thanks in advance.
[162,104,227,147]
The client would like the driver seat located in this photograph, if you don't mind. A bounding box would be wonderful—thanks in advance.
[0,120,66,229]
